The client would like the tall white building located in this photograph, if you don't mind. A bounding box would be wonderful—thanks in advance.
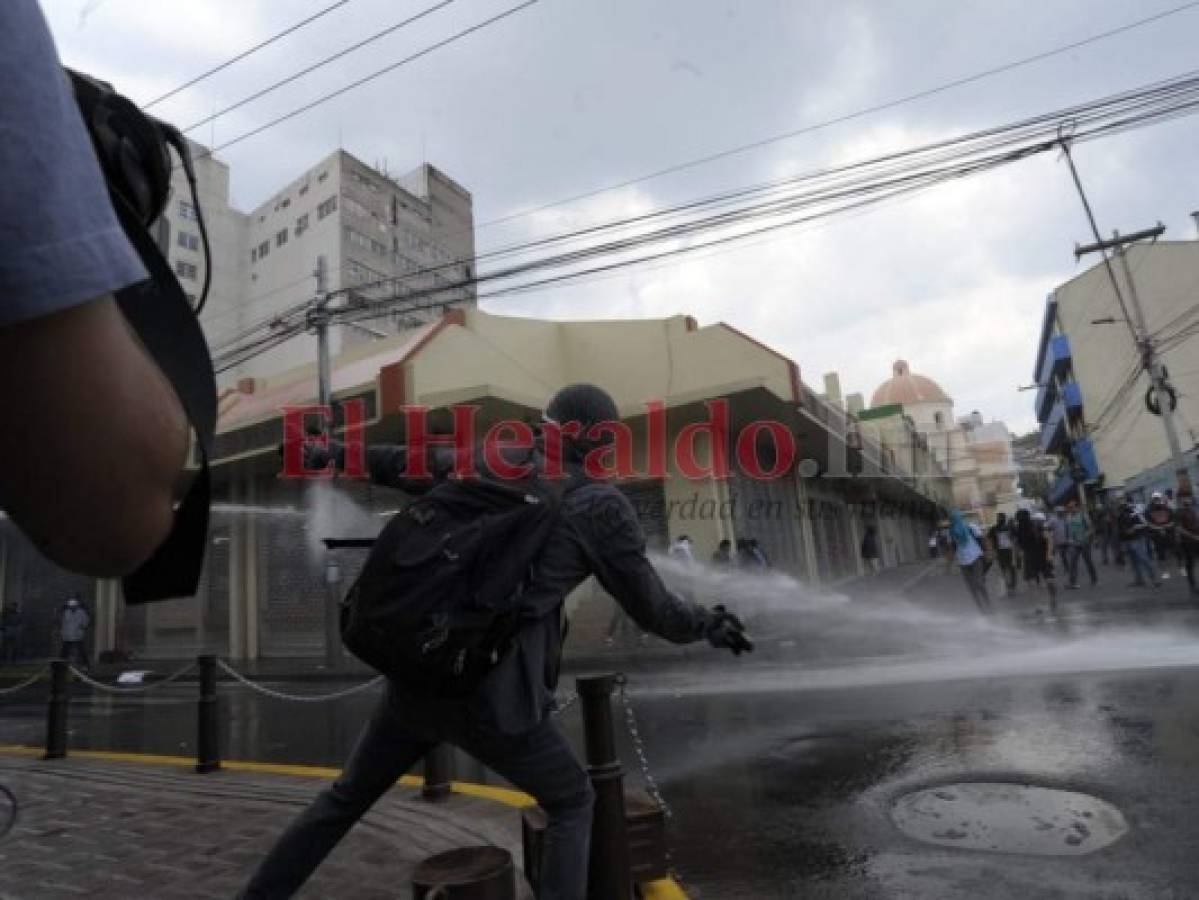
[155,145,476,383]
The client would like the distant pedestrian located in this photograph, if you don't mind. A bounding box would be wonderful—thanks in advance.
[57,594,90,668]
[668,534,695,565]
[1048,507,1070,573]
[949,510,990,614]
[987,512,1017,595]
[860,525,881,575]
[1015,509,1058,613]
[736,538,769,572]
[1093,505,1112,565]
[1117,496,1160,588]
[1063,499,1097,589]
[0,603,21,663]
[927,530,939,560]
[711,539,733,567]
[1177,490,1199,598]
[1145,492,1180,579]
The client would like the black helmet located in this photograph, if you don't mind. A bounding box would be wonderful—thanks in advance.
[544,384,620,441]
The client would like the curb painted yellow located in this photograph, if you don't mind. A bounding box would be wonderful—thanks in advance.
[0,744,688,897]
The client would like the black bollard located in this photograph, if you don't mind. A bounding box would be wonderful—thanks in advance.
[195,654,221,773]
[422,743,455,802]
[576,674,632,900]
[44,660,70,760]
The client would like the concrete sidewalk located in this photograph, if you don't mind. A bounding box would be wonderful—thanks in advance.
[0,751,533,900]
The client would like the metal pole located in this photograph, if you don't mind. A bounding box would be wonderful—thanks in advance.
[314,254,331,413]
[576,674,632,900]
[1114,242,1189,488]
[44,659,69,760]
[1062,145,1191,492]
[421,744,455,802]
[195,654,220,773]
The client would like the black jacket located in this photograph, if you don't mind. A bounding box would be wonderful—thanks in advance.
[364,443,713,734]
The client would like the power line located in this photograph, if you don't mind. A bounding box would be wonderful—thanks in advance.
[195,0,539,161]
[145,1,352,108]
[182,0,455,135]
[214,65,1199,369]
[473,0,1199,234]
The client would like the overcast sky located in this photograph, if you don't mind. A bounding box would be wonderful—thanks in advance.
[43,0,1199,433]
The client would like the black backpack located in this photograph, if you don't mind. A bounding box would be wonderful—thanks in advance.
[340,469,566,696]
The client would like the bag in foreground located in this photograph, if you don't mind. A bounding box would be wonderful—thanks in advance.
[340,472,564,696]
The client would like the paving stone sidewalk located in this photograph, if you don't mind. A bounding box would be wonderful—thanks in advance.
[0,754,531,900]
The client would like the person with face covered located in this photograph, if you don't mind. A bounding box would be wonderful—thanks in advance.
[243,383,753,900]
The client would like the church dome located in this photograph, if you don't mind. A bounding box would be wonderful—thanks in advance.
[871,360,951,407]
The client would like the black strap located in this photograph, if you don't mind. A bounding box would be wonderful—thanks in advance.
[109,177,216,604]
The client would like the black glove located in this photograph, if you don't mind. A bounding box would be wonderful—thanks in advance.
[303,438,345,471]
[706,604,753,655]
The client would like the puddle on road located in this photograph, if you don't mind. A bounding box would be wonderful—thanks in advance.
[892,782,1127,856]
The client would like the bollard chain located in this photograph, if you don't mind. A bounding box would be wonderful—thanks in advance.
[0,666,48,696]
[618,678,689,890]
[216,659,383,702]
[68,662,196,694]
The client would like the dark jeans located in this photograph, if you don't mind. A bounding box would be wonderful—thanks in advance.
[1068,543,1097,586]
[240,685,594,900]
[1122,538,1158,586]
[959,558,991,613]
[59,640,88,668]
[996,549,1016,591]
[1184,544,1197,592]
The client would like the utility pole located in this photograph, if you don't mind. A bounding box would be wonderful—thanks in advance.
[1074,227,1191,492]
[306,255,343,670]
[310,255,332,422]
[1061,138,1191,495]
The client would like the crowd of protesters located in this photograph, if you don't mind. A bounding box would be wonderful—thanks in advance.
[935,481,1199,617]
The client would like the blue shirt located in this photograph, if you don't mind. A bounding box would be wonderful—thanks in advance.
[0,1,146,327]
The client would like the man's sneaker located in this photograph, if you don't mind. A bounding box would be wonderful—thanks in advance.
[1162,572,1171,580]
[1181,568,1188,578]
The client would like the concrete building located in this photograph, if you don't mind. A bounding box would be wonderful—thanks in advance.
[0,309,952,663]
[235,150,476,379]
[1031,240,1199,505]
[154,139,250,338]
[863,360,1019,524]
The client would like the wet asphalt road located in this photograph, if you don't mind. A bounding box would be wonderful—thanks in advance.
[5,577,1199,897]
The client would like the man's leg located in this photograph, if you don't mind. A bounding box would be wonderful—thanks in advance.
[1067,546,1080,587]
[240,689,433,899]
[1123,542,1146,585]
[1081,545,1098,585]
[462,718,595,900]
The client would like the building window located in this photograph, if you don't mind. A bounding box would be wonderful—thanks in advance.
[176,231,199,251]
[276,228,288,248]
[175,261,197,280]
[299,183,309,196]
[295,213,309,237]
[390,196,399,226]
[179,200,197,221]
[318,170,328,182]
[934,412,945,428]
[251,247,257,263]
[258,240,270,259]
[318,196,337,219]
[370,238,386,256]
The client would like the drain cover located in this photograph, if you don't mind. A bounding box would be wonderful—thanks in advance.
[892,782,1127,856]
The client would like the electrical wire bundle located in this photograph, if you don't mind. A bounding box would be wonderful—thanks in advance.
[213,65,1199,373]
